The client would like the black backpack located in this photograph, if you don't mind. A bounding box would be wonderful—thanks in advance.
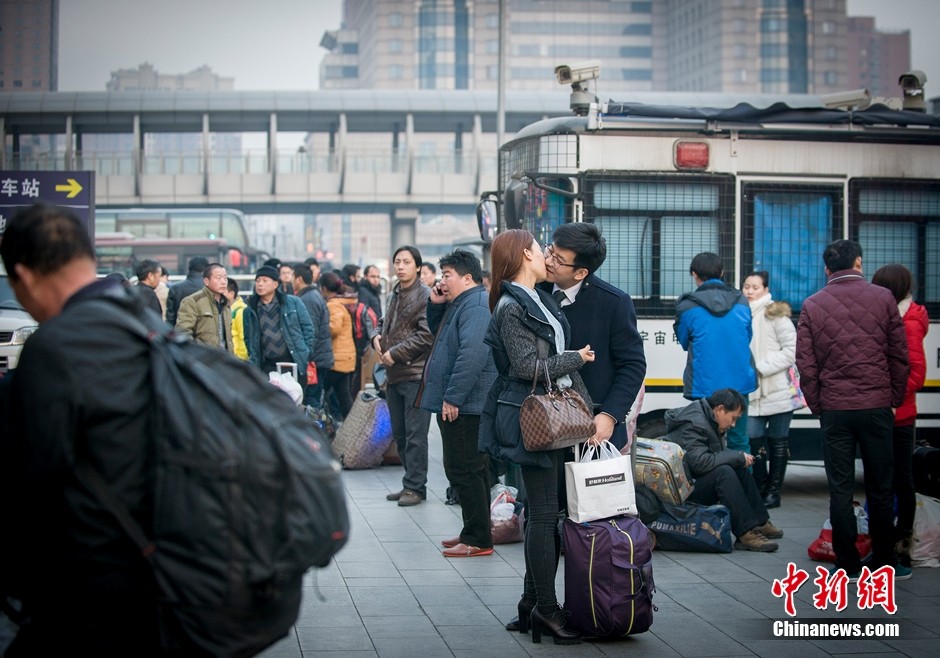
[78,293,349,657]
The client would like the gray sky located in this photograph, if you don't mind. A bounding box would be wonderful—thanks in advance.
[58,0,344,91]
[848,0,940,94]
[59,0,939,96]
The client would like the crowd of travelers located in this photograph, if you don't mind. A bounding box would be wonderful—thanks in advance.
[0,203,929,651]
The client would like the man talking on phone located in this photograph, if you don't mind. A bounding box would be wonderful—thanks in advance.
[419,250,498,557]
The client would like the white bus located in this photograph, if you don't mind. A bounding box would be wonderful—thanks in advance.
[478,96,940,457]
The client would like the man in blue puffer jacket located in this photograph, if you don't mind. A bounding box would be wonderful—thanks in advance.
[420,249,498,557]
[674,252,757,452]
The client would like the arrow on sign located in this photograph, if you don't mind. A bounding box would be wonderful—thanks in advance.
[55,178,83,199]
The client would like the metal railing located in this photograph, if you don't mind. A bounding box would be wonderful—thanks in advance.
[4,147,483,178]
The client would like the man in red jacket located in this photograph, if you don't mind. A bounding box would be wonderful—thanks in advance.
[796,240,910,580]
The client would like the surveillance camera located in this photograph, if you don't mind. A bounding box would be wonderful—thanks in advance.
[555,60,601,86]
[898,70,927,112]
[899,70,927,89]
[821,88,871,110]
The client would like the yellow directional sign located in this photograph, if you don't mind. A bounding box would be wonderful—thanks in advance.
[55,178,84,199]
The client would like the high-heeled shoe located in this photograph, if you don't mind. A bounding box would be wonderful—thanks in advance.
[505,597,535,633]
[529,605,581,645]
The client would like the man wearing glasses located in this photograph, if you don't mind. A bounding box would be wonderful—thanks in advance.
[542,223,646,450]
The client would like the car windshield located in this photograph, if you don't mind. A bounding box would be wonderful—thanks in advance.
[0,275,25,310]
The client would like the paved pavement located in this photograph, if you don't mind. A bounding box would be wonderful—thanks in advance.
[259,423,939,658]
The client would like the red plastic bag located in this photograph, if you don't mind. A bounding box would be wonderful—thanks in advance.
[808,502,872,562]
[306,362,318,385]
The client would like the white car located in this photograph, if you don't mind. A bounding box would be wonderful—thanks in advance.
[0,269,38,374]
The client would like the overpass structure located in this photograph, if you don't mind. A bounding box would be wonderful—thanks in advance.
[0,88,836,253]
[0,89,580,215]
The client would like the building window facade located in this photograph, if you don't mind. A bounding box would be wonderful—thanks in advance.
[418,0,470,89]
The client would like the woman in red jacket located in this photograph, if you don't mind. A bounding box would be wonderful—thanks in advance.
[872,264,929,567]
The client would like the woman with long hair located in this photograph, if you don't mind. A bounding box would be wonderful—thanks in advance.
[742,271,802,508]
[319,271,356,419]
[479,229,594,645]
[872,263,929,567]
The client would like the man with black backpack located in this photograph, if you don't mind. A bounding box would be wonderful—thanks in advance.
[1,205,348,656]
[1,205,165,654]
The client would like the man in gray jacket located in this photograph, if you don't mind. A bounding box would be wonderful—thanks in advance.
[665,389,783,552]
[420,250,498,556]
[371,246,433,507]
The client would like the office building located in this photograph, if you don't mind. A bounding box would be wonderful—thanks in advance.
[0,0,58,91]
[321,0,656,93]
[106,62,234,92]
[656,0,845,95]
[85,63,239,156]
[320,0,908,98]
[846,17,911,98]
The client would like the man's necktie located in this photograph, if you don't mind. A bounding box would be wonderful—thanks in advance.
[553,290,567,307]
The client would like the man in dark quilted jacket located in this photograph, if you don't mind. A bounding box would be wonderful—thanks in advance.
[796,239,910,580]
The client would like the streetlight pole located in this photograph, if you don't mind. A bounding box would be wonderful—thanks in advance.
[497,0,506,150]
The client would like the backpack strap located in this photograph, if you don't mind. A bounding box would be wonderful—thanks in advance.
[73,460,156,559]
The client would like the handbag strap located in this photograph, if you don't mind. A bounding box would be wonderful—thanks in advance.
[528,358,557,395]
[529,359,540,394]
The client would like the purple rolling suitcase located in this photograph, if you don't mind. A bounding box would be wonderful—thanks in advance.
[563,516,655,638]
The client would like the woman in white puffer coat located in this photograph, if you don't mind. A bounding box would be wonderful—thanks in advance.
[742,271,804,509]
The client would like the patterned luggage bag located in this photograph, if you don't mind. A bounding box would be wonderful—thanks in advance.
[634,438,694,505]
[331,389,394,469]
[563,516,655,638]
[648,502,733,553]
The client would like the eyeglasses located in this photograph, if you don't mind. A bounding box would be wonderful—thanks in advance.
[545,244,576,269]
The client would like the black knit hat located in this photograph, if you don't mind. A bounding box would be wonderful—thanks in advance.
[255,265,279,281]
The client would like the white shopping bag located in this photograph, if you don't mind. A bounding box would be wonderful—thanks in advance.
[912,494,940,567]
[269,369,303,405]
[565,440,637,522]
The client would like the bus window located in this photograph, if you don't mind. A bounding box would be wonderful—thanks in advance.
[660,216,718,297]
[858,221,918,279]
[518,179,572,247]
[116,219,170,239]
[593,216,651,298]
[852,182,940,314]
[587,175,733,311]
[928,224,940,306]
[743,186,842,312]
[221,212,248,249]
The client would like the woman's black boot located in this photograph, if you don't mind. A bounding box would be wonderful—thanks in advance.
[750,438,769,496]
[763,438,789,509]
[505,597,535,633]
[530,605,581,645]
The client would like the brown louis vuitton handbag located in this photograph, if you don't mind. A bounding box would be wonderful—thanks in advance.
[519,359,595,451]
